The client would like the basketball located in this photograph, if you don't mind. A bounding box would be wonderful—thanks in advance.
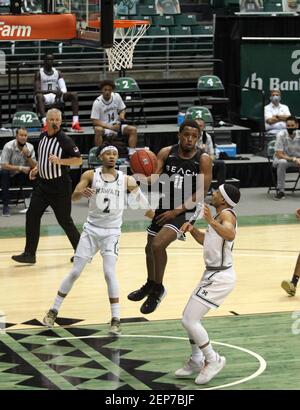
[130,149,157,176]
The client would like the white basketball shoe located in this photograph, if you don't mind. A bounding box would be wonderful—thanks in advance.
[175,356,204,378]
[195,354,226,385]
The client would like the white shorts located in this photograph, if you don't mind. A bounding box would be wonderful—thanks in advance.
[103,124,127,137]
[190,267,236,309]
[43,93,64,105]
[75,223,120,261]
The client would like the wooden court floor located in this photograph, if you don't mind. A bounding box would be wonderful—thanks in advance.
[0,223,300,390]
[0,224,299,329]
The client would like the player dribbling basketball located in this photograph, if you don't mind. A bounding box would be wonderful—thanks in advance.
[127,120,212,314]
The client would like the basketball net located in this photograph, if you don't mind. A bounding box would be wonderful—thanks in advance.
[105,21,150,72]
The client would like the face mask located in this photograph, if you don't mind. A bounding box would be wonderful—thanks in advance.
[287,128,297,135]
[271,95,281,103]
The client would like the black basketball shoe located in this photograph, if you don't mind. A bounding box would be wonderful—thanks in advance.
[140,285,167,314]
[127,281,155,302]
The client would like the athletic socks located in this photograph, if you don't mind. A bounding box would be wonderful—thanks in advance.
[51,293,65,313]
[189,339,204,364]
[291,274,299,287]
[111,303,120,320]
[201,342,217,363]
[72,115,79,124]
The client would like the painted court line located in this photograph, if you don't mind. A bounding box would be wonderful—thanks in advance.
[46,334,267,390]
[1,251,297,259]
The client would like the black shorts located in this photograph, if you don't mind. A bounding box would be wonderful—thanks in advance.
[147,209,187,237]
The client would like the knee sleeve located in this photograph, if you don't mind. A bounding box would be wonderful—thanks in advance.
[103,255,119,299]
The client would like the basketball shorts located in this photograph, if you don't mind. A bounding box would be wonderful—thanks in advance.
[43,93,64,105]
[190,267,236,309]
[147,209,187,237]
[75,222,120,261]
[103,123,127,137]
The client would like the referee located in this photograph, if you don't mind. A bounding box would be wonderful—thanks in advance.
[12,109,82,264]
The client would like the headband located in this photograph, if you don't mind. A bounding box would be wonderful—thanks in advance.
[100,145,118,155]
[219,184,237,207]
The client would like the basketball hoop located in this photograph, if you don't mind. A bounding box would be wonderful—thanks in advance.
[105,19,150,72]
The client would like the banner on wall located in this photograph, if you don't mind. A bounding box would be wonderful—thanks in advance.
[241,41,300,119]
[0,14,76,40]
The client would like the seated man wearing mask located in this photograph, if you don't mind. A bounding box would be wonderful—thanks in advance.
[0,127,36,216]
[273,116,300,200]
[265,89,291,135]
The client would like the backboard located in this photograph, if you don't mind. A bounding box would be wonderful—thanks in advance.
[52,0,107,47]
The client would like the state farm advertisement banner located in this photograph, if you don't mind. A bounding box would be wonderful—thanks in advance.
[0,14,76,40]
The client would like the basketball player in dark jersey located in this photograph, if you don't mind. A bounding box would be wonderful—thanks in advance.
[128,120,212,314]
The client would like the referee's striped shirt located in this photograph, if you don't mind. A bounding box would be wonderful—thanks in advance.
[38,129,81,180]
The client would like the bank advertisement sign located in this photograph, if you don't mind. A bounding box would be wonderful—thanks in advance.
[241,42,300,119]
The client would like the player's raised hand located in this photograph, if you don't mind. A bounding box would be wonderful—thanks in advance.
[203,203,213,223]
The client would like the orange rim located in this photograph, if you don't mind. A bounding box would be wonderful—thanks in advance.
[88,19,150,29]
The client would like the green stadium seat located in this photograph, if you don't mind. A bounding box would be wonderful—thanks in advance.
[114,77,146,125]
[185,106,213,126]
[11,111,41,132]
[191,25,213,35]
[174,14,198,26]
[264,1,283,12]
[197,75,230,121]
[152,15,175,26]
[169,26,193,54]
[137,4,159,15]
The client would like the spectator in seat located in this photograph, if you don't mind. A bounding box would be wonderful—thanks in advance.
[0,127,36,217]
[91,79,137,159]
[273,116,300,200]
[35,54,83,133]
[155,0,181,15]
[264,89,291,135]
[195,118,226,187]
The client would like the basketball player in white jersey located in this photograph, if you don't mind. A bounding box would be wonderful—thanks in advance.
[35,54,83,133]
[175,184,241,385]
[91,80,137,158]
[43,144,153,334]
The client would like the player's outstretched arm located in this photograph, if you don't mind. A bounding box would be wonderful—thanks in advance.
[72,170,94,202]
[126,175,155,219]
